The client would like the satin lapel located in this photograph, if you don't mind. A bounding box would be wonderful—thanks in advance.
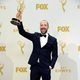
[45,34,51,46]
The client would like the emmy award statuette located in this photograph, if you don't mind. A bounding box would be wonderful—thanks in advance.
[10,0,25,26]
[60,0,67,12]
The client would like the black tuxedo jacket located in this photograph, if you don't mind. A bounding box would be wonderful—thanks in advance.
[17,22,58,69]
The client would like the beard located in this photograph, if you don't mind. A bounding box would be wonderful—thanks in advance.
[40,28,48,34]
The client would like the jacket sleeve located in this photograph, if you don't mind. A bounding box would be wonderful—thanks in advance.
[17,22,34,41]
[51,39,58,69]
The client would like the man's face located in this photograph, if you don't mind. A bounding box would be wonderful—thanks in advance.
[40,20,49,34]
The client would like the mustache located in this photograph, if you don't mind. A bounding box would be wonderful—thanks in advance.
[41,28,47,30]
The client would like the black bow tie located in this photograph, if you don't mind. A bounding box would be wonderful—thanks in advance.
[40,34,46,37]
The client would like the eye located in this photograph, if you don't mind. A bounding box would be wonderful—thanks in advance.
[40,24,43,26]
[44,24,47,26]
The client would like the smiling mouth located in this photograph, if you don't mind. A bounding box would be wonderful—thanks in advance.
[41,28,46,30]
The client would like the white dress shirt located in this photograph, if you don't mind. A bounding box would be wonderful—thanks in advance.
[40,33,48,48]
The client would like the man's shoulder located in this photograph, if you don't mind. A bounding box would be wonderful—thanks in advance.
[34,32,40,35]
[34,32,40,34]
[49,34,57,41]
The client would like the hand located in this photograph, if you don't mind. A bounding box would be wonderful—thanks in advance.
[49,66,52,70]
[16,11,22,21]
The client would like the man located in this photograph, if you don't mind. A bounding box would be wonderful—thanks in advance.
[16,12,58,80]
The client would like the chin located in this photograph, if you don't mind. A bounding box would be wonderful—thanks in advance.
[41,30,47,34]
[41,32,46,34]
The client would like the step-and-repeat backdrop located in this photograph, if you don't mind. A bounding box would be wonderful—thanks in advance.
[0,0,80,80]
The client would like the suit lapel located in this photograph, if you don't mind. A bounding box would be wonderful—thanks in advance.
[43,34,51,47]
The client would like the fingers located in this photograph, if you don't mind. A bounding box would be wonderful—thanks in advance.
[16,11,22,20]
